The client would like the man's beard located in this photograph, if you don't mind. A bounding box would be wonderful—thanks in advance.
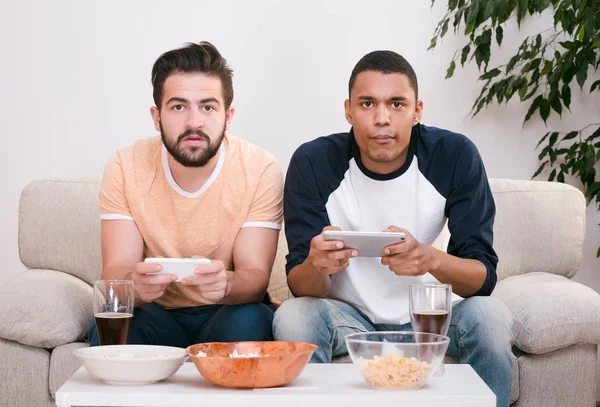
[160,122,226,168]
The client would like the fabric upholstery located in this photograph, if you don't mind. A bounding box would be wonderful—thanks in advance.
[0,269,93,348]
[488,179,585,281]
[0,338,53,407]
[493,273,600,354]
[513,344,597,407]
[49,342,87,398]
[19,178,103,285]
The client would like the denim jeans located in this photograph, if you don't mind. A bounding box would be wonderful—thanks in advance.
[273,296,514,407]
[88,302,275,348]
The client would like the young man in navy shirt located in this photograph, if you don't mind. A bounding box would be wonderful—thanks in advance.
[273,50,513,407]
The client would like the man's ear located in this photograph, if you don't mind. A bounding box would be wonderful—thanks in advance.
[224,106,235,131]
[344,99,352,125]
[150,106,161,132]
[413,100,424,125]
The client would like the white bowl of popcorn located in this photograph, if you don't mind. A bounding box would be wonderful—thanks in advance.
[345,332,449,390]
[73,345,188,385]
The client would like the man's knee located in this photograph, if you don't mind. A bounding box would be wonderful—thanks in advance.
[211,303,274,341]
[456,296,514,350]
[273,297,331,341]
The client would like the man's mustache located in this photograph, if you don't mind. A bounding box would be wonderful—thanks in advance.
[176,129,210,145]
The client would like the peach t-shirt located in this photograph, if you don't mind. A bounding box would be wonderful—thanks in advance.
[99,134,283,309]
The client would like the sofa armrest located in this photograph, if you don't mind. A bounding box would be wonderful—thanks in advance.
[0,270,93,348]
[492,272,600,354]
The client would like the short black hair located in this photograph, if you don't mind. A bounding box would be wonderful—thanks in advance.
[348,50,418,100]
[151,41,233,109]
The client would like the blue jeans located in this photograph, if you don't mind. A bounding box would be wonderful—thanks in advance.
[88,302,274,347]
[273,296,513,407]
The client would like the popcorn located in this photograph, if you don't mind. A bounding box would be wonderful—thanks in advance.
[94,353,171,360]
[195,349,267,358]
[359,353,431,389]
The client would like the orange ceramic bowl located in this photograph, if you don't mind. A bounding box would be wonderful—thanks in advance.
[186,341,317,388]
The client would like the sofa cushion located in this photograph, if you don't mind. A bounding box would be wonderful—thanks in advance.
[0,338,53,407]
[0,270,93,348]
[49,342,87,398]
[489,179,585,281]
[19,179,103,285]
[493,272,600,354]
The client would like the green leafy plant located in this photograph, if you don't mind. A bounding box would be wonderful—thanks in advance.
[429,0,600,257]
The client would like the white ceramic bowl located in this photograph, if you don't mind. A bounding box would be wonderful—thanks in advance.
[73,345,188,385]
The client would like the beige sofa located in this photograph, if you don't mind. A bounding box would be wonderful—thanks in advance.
[1,178,599,407]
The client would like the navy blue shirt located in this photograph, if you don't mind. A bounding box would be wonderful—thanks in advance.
[284,124,497,324]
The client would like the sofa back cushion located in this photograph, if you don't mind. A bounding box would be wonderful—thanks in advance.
[18,178,586,299]
[19,179,102,285]
[431,179,586,280]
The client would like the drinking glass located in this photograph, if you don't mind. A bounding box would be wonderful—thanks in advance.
[93,280,135,345]
[409,283,452,375]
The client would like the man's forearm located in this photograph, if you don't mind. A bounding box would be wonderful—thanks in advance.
[221,269,270,305]
[101,265,134,281]
[287,262,331,298]
[428,248,488,297]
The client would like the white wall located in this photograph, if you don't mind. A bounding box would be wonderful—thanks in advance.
[1,0,599,391]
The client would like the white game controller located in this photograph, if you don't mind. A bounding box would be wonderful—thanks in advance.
[143,258,211,282]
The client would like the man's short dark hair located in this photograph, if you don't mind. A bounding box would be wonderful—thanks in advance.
[151,41,234,110]
[348,50,418,100]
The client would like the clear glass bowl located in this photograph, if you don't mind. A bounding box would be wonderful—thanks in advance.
[345,331,450,390]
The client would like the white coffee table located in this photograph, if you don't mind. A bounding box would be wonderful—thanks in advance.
[56,363,495,407]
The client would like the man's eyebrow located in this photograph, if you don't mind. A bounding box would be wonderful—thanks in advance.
[198,97,220,105]
[357,95,375,101]
[389,96,409,101]
[166,97,189,105]
[165,97,220,105]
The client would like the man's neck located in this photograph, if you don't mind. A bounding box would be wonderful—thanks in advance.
[167,148,221,193]
[361,150,408,175]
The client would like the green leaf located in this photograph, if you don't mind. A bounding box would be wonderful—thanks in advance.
[519,83,528,100]
[524,95,543,123]
[549,132,559,146]
[562,84,571,110]
[483,1,495,21]
[562,131,579,141]
[446,60,456,79]
[559,41,578,50]
[517,0,528,25]
[461,45,471,66]
[496,26,504,47]
[587,128,600,141]
[532,160,548,178]
[596,246,600,258]
[427,36,438,51]
[578,27,585,41]
[480,68,501,80]
[507,55,519,72]
[591,80,600,92]
[541,60,553,75]
[557,171,565,183]
[550,96,562,116]
[536,132,550,149]
[576,61,588,89]
[441,19,449,38]
[539,98,550,123]
[535,34,542,50]
[538,144,551,160]
[548,168,557,181]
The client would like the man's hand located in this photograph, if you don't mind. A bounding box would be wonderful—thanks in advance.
[182,260,229,302]
[306,226,357,276]
[131,262,176,303]
[380,226,439,276]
